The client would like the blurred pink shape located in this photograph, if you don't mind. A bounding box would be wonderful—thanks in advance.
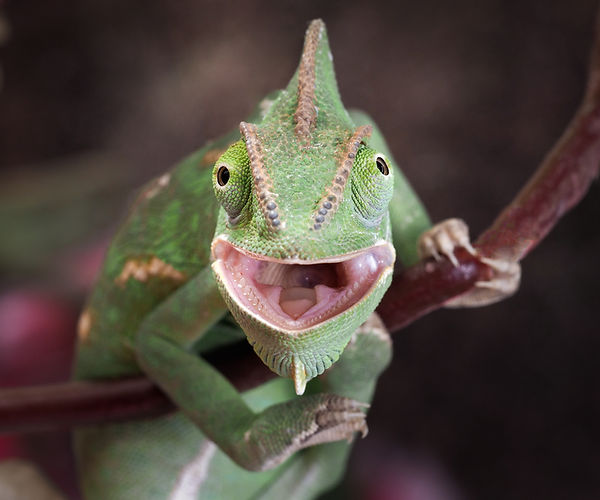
[0,290,77,387]
[0,436,24,461]
[62,238,109,292]
[358,446,462,500]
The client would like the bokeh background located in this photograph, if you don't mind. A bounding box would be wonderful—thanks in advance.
[0,1,599,499]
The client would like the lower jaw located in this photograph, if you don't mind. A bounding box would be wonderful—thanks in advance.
[212,263,393,382]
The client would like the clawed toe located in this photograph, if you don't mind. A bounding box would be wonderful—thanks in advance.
[418,218,476,267]
[418,219,521,307]
[312,395,369,442]
[246,394,370,471]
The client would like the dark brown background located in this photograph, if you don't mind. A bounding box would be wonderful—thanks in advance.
[0,1,599,499]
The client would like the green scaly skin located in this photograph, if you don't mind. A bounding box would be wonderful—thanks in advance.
[73,19,431,499]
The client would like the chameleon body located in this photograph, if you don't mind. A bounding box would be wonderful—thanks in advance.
[73,20,432,499]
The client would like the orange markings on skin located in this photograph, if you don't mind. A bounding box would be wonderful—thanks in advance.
[77,308,93,342]
[115,256,186,287]
[143,173,171,200]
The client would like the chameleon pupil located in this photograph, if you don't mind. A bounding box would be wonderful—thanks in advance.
[376,157,389,176]
[217,166,230,186]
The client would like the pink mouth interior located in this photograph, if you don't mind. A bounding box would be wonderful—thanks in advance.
[213,241,394,330]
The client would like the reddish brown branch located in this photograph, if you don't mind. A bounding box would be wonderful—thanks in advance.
[1,14,600,435]
[476,91,600,262]
[377,250,492,332]
[0,340,274,433]
[476,12,600,260]
[0,378,170,433]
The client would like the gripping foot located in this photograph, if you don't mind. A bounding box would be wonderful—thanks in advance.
[418,218,521,307]
[247,394,369,471]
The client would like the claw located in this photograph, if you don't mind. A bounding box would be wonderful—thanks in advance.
[418,219,521,307]
[463,240,477,256]
[435,229,459,266]
[418,218,474,267]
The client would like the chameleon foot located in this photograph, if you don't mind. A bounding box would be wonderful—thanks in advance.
[246,394,368,471]
[418,218,476,266]
[447,254,521,307]
[310,394,370,443]
[418,218,521,307]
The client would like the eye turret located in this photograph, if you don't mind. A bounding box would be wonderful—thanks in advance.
[351,146,394,225]
[212,141,252,222]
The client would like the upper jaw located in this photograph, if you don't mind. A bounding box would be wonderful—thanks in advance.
[211,236,395,332]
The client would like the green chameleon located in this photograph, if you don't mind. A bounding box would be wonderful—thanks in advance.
[72,19,519,499]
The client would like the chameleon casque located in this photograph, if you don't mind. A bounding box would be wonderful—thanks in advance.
[72,19,519,499]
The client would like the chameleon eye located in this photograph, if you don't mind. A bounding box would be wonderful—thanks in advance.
[217,165,230,186]
[212,140,252,222]
[351,147,394,226]
[376,156,389,176]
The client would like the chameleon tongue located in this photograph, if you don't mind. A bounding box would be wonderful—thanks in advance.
[279,287,317,319]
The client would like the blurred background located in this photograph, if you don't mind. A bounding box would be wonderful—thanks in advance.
[0,0,599,499]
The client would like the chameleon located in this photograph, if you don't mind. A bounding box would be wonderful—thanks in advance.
[72,19,519,500]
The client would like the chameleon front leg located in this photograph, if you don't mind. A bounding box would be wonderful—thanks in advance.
[135,267,370,472]
[257,313,393,500]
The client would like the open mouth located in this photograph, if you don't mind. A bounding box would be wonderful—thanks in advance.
[211,238,395,331]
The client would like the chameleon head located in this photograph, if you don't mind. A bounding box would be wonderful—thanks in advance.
[210,19,396,394]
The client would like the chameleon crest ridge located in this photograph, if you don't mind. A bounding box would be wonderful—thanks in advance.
[295,19,324,144]
[239,121,283,231]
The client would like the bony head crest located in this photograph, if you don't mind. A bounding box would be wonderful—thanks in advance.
[239,121,283,232]
[294,19,325,145]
